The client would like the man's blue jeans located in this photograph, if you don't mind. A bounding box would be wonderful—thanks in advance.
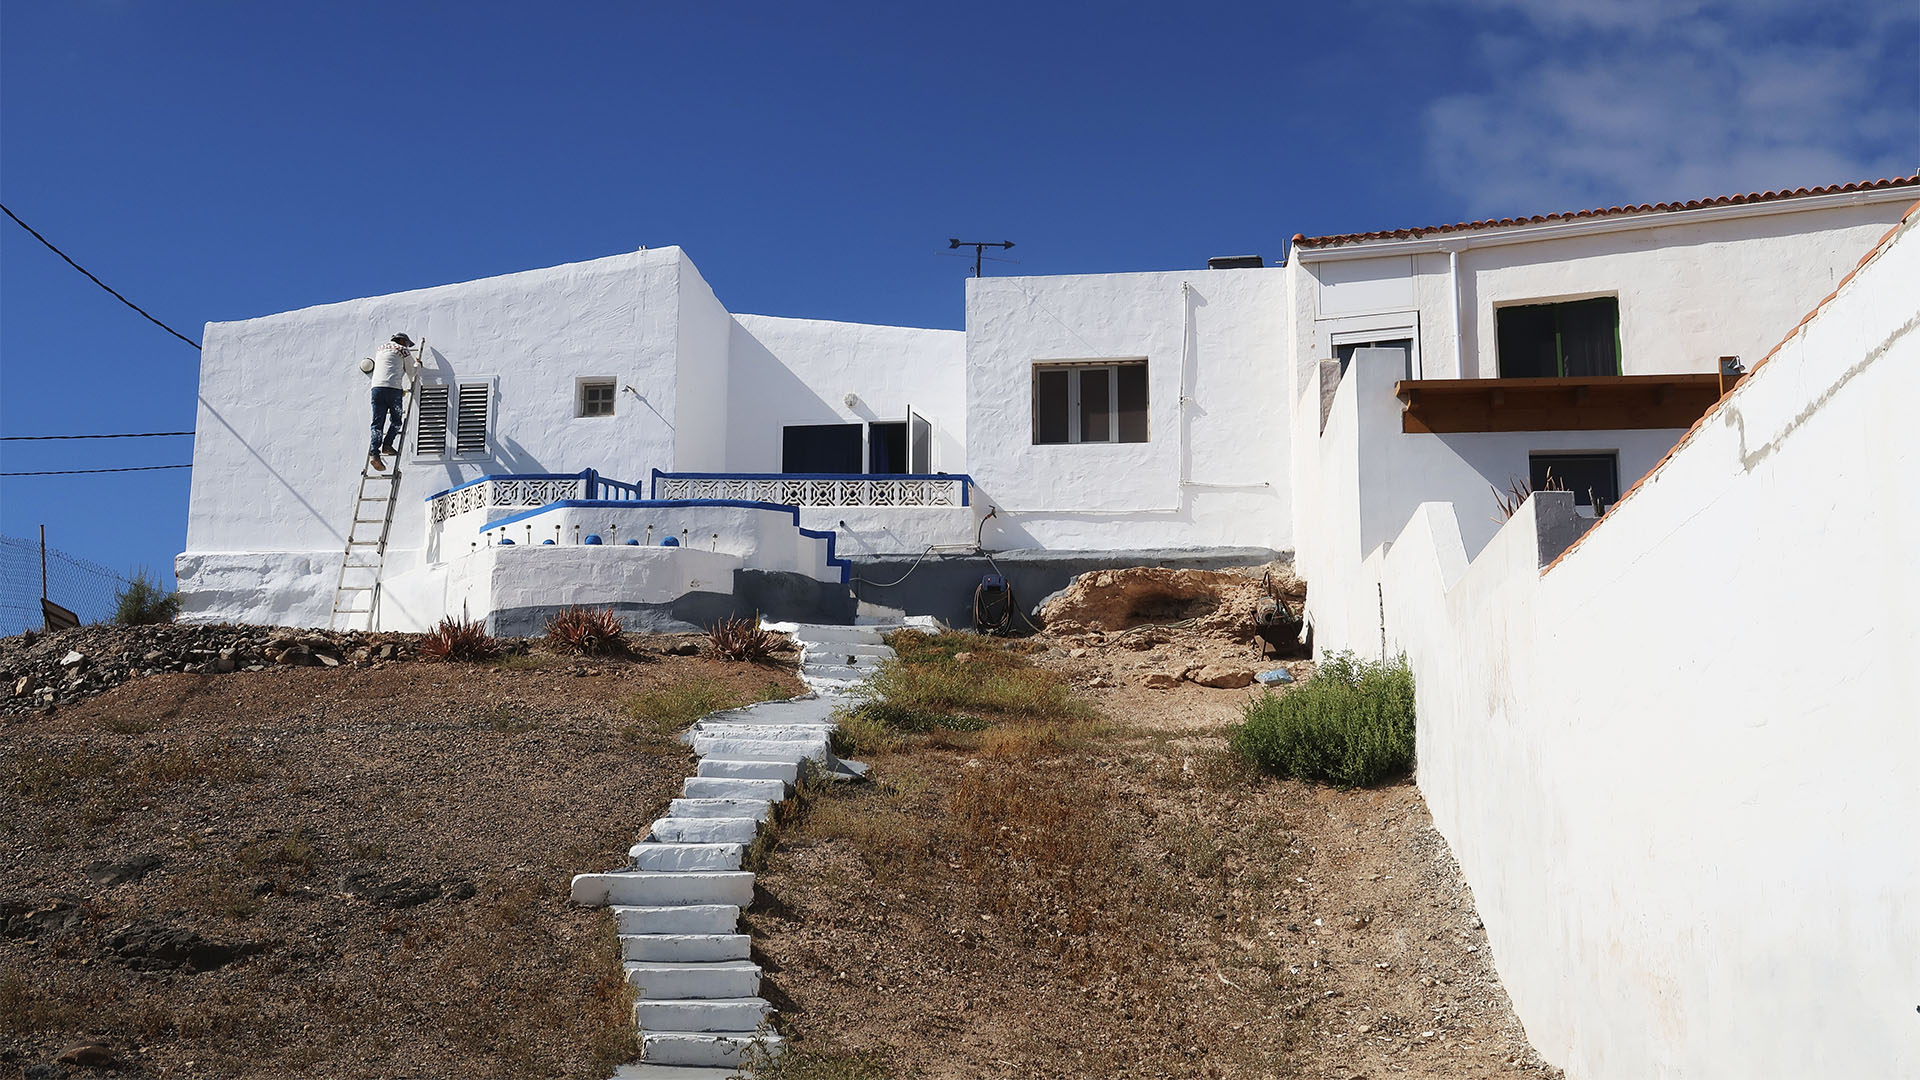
[370,387,404,455]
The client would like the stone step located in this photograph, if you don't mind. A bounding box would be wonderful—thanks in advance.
[613,904,739,936]
[621,933,751,962]
[783,624,885,644]
[668,798,773,821]
[803,650,885,669]
[625,959,761,999]
[799,663,875,682]
[697,758,802,784]
[641,1029,782,1068]
[628,842,744,872]
[612,1064,746,1080]
[690,734,831,763]
[681,776,789,801]
[648,817,763,845]
[805,641,894,659]
[633,996,772,1033]
[690,722,834,742]
[571,871,754,908]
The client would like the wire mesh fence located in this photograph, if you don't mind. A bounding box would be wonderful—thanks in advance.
[1,534,133,636]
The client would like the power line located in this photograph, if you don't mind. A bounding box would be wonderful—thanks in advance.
[0,202,202,351]
[2,430,193,441]
[0,464,192,476]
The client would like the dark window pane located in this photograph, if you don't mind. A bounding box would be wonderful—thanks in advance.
[1497,305,1562,378]
[1079,368,1112,442]
[1116,363,1149,442]
[782,424,863,473]
[1334,339,1413,377]
[1034,369,1070,444]
[1557,297,1621,377]
[1530,453,1619,508]
[868,422,907,474]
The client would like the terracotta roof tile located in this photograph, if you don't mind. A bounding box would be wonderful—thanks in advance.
[1293,175,1920,250]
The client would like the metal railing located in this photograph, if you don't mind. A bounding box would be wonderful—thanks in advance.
[650,470,972,507]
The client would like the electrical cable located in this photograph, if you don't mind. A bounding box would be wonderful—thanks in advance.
[0,202,202,350]
[851,544,943,589]
[0,464,192,476]
[2,431,192,441]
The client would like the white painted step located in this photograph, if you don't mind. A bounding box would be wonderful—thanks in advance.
[613,904,739,936]
[634,996,772,1033]
[642,1029,782,1068]
[799,663,875,682]
[612,1064,744,1080]
[692,734,831,763]
[648,817,763,844]
[682,776,789,801]
[803,651,885,669]
[625,959,761,999]
[804,641,893,659]
[628,842,744,871]
[668,798,773,821]
[697,758,801,784]
[781,624,884,644]
[690,723,833,742]
[571,871,754,907]
[621,933,751,962]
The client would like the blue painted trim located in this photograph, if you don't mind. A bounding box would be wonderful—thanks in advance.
[648,469,974,504]
[477,497,853,584]
[798,526,853,584]
[423,470,646,503]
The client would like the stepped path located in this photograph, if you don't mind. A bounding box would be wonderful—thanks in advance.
[572,620,926,1078]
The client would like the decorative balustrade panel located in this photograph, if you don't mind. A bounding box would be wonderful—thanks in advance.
[430,476,587,523]
[654,475,967,507]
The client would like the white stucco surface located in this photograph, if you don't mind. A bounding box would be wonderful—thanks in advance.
[1294,190,1917,386]
[726,314,965,473]
[964,267,1291,551]
[1376,210,1920,1079]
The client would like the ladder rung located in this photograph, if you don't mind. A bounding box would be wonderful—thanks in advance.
[338,586,374,592]
[348,540,382,546]
[354,517,386,524]
[343,563,382,570]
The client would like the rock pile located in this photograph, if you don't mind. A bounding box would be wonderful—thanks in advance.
[1036,563,1305,640]
[1,623,418,715]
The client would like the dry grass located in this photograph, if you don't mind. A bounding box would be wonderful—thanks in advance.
[619,675,791,750]
[847,630,1097,745]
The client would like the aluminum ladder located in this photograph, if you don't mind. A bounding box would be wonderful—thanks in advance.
[327,339,424,631]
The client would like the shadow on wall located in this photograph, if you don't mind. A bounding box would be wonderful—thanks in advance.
[197,397,343,544]
[726,324,858,470]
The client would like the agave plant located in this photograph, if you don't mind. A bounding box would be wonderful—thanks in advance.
[418,617,499,662]
[544,606,627,655]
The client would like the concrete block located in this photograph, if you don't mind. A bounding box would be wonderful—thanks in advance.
[784,624,884,644]
[682,776,789,801]
[668,798,773,821]
[641,1030,782,1068]
[628,842,745,871]
[621,933,751,962]
[647,817,763,844]
[624,959,761,999]
[633,996,772,1033]
[612,1064,746,1080]
[613,904,740,936]
[571,871,754,908]
[696,758,802,784]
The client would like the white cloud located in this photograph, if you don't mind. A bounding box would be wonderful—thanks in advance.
[1423,1,1919,216]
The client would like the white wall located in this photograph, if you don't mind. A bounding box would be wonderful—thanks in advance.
[964,266,1291,551]
[1299,348,1689,656]
[1295,193,1916,384]
[180,247,711,624]
[675,253,736,471]
[724,314,965,474]
[1377,209,1920,1080]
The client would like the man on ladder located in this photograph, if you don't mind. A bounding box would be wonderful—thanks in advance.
[361,332,420,472]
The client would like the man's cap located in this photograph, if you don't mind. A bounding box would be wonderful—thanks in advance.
[390,333,415,346]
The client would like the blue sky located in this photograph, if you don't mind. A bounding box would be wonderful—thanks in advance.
[2,0,1915,622]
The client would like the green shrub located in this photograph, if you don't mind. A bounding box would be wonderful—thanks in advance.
[1228,652,1415,787]
[112,569,179,625]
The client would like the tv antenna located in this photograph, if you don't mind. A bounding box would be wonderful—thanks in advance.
[948,238,1015,277]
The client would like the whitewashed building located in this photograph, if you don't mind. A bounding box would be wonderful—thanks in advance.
[178,176,1919,632]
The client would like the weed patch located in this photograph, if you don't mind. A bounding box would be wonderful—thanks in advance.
[619,677,755,748]
[851,630,1095,740]
[1229,652,1415,787]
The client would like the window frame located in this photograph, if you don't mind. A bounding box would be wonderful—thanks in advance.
[1031,359,1149,445]
[1326,311,1422,379]
[577,378,617,418]
[1495,295,1623,379]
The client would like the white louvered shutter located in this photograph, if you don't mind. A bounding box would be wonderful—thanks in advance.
[415,384,449,454]
[455,383,490,455]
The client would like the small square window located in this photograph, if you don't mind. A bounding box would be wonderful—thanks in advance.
[579,380,616,418]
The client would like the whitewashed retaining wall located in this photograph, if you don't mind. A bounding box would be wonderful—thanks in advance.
[964,267,1291,551]
[1377,210,1920,1079]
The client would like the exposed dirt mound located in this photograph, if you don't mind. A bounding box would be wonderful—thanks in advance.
[1036,563,1305,640]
